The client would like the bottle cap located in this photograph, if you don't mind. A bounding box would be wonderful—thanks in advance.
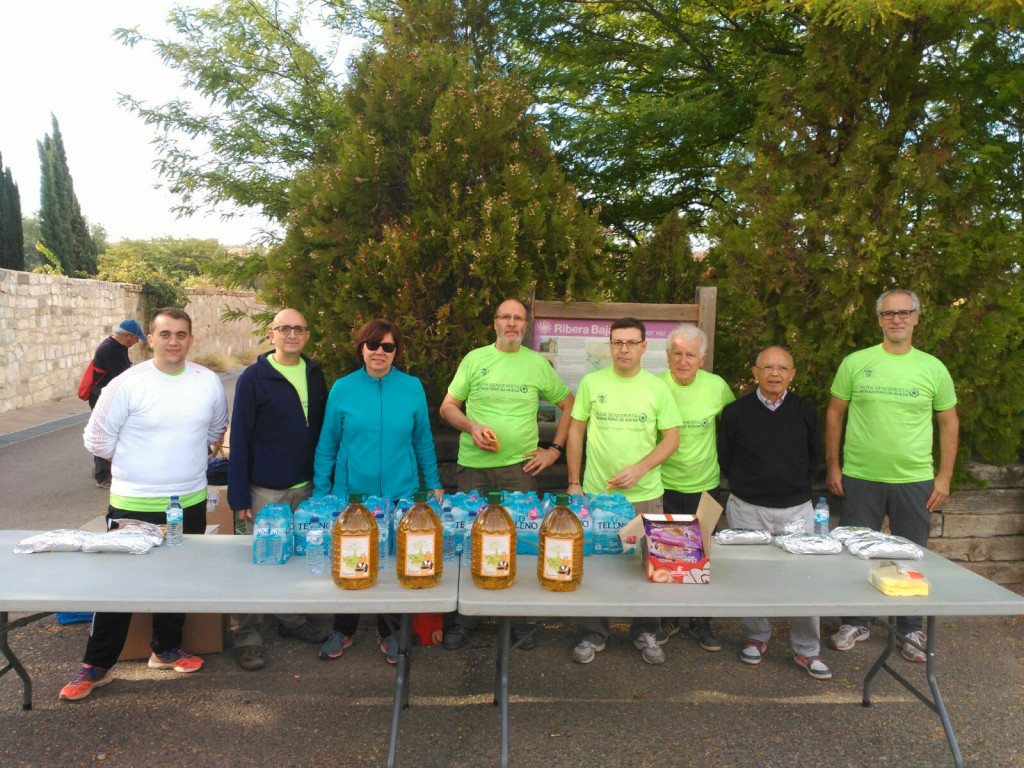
[413,489,428,503]
[348,492,364,504]
[554,493,570,506]
[486,489,502,505]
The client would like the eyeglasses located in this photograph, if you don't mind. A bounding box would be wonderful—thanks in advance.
[610,340,643,349]
[878,309,916,320]
[756,365,792,373]
[495,314,526,323]
[271,325,309,336]
[365,340,397,353]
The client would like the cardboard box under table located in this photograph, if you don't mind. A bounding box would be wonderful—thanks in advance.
[80,513,228,660]
[617,491,723,584]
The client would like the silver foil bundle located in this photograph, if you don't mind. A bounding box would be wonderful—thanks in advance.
[774,533,843,555]
[715,529,773,545]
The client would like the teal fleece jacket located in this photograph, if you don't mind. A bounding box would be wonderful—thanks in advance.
[313,366,441,500]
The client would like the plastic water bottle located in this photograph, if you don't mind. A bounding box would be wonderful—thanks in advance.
[441,498,456,562]
[270,515,286,563]
[461,526,472,568]
[165,495,184,547]
[306,521,325,574]
[253,518,272,563]
[813,497,830,535]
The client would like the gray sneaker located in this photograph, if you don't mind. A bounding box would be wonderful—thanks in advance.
[688,619,722,652]
[901,630,926,663]
[829,624,870,651]
[633,632,666,664]
[572,639,605,664]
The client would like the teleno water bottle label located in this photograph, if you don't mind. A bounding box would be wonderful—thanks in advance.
[542,537,575,581]
[478,534,512,577]
[403,533,436,576]
[337,535,372,579]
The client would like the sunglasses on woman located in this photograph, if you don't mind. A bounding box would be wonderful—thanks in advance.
[365,340,397,353]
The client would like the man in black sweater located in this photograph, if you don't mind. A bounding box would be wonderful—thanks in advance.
[717,346,830,681]
[88,319,146,487]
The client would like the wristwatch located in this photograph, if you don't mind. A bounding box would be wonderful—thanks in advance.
[549,442,564,454]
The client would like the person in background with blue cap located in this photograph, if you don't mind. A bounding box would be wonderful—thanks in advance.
[87,318,147,488]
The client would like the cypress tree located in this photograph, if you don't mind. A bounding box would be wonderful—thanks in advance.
[0,152,25,270]
[37,115,97,276]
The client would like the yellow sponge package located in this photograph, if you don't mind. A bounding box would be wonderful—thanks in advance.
[869,561,930,596]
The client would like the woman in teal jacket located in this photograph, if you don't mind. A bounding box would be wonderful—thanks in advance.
[313,319,442,663]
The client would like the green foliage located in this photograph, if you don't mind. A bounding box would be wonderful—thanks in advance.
[612,211,709,304]
[708,12,1024,466]
[115,0,356,224]
[97,237,235,313]
[37,116,98,276]
[21,216,41,270]
[0,152,25,271]
[32,242,64,275]
[266,0,608,405]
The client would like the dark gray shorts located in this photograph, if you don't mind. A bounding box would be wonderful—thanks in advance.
[840,475,932,546]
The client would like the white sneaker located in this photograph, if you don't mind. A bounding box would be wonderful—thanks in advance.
[901,630,927,663]
[633,632,665,664]
[572,639,605,664]
[829,624,870,651]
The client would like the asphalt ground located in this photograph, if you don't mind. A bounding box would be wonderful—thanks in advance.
[1,384,1023,767]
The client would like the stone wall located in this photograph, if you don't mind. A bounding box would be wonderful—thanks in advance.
[0,268,263,414]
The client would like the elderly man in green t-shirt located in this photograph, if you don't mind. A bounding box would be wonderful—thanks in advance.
[825,288,959,663]
[439,298,575,650]
[655,324,735,654]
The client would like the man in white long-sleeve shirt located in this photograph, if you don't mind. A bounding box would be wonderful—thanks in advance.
[60,307,228,702]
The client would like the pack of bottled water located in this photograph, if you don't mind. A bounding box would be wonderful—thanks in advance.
[251,503,293,564]
[585,493,634,555]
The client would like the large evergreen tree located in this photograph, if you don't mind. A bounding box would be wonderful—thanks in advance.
[37,115,97,275]
[0,152,25,271]
[267,0,608,404]
[709,11,1024,466]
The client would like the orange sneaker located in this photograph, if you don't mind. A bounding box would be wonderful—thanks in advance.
[59,664,112,701]
[148,648,204,673]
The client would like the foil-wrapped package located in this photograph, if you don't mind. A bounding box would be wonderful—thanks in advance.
[774,533,843,555]
[13,529,94,553]
[830,526,876,544]
[715,529,773,545]
[81,530,160,554]
[109,518,166,543]
[845,532,924,560]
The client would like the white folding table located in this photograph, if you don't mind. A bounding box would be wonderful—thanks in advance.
[0,531,458,768]
[457,545,1024,768]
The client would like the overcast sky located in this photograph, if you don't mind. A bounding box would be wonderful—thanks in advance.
[0,1,281,244]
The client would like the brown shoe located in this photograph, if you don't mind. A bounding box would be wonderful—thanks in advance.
[237,645,264,671]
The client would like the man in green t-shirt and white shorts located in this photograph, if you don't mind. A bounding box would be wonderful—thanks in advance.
[439,298,575,650]
[567,317,681,665]
[825,289,959,662]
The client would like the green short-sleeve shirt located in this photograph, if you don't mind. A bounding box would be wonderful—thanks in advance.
[830,344,957,483]
[659,369,735,493]
[448,344,571,469]
[571,367,682,502]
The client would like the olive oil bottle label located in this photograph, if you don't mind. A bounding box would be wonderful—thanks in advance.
[403,533,437,577]
[338,535,372,579]
[478,534,512,577]
[542,537,575,582]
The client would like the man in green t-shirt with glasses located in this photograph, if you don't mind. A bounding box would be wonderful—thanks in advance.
[825,289,959,663]
[440,298,575,650]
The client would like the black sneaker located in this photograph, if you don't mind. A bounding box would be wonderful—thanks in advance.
[443,624,475,650]
[279,622,330,644]
[689,619,722,652]
[511,624,538,650]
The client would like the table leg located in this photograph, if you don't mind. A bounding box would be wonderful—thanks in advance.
[386,614,414,768]
[0,611,51,711]
[494,616,511,768]
[862,616,964,768]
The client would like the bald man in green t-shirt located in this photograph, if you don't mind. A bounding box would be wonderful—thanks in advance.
[439,298,575,650]
[825,288,959,663]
